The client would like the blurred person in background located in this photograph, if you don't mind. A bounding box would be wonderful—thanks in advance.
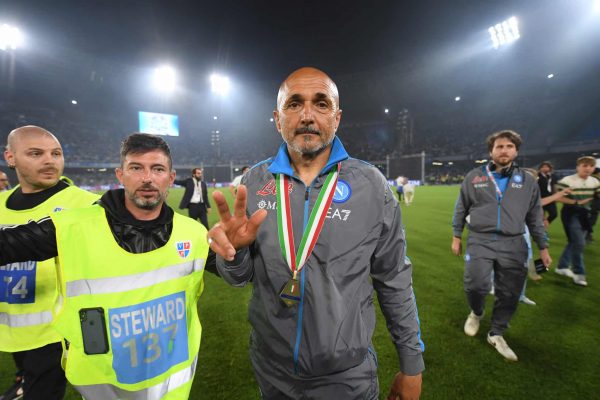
[174,167,211,229]
[403,177,415,205]
[0,171,9,191]
[554,156,600,287]
[229,166,250,196]
[588,165,600,242]
[0,126,99,400]
[537,161,558,228]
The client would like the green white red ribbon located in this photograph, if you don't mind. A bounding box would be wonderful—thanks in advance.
[276,163,340,279]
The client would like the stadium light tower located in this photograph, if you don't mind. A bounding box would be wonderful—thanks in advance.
[152,66,177,93]
[210,73,231,96]
[0,24,24,51]
[488,16,520,49]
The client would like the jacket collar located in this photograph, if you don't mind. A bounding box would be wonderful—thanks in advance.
[267,136,349,177]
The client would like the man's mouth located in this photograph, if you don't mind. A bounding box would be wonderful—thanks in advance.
[295,127,320,136]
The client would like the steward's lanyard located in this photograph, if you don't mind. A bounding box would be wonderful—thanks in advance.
[276,163,340,279]
[486,164,504,201]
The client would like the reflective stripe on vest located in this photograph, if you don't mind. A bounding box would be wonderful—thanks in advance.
[74,354,198,400]
[0,310,52,327]
[66,259,205,298]
[0,184,99,352]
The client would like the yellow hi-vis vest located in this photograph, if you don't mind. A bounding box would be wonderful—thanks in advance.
[51,205,208,400]
[0,183,99,351]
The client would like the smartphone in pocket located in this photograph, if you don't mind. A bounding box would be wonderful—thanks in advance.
[79,307,109,355]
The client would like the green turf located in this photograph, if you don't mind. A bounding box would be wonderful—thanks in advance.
[1,185,598,399]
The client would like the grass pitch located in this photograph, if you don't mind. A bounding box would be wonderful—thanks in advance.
[1,185,598,399]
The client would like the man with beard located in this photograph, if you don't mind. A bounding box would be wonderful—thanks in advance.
[0,133,209,399]
[0,126,99,400]
[175,168,211,229]
[452,130,551,362]
[208,67,424,400]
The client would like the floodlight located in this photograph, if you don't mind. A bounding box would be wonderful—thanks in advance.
[71,100,78,105]
[489,16,520,49]
[384,108,389,114]
[152,66,176,93]
[269,118,274,122]
[210,74,231,96]
[455,96,461,102]
[213,115,218,120]
[547,73,554,79]
[0,24,24,51]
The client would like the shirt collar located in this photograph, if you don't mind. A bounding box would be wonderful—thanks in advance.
[268,136,349,177]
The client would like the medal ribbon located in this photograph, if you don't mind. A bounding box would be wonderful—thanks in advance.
[276,163,340,279]
[485,164,504,201]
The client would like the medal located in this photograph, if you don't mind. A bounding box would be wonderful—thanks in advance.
[279,278,301,307]
[275,163,341,307]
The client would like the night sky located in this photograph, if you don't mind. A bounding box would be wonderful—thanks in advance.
[1,0,599,134]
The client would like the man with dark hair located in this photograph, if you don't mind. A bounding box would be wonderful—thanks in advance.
[175,167,211,229]
[0,125,99,400]
[452,129,550,362]
[537,161,558,226]
[208,67,423,399]
[554,156,600,286]
[0,133,209,400]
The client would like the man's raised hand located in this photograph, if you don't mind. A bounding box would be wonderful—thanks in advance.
[207,185,267,261]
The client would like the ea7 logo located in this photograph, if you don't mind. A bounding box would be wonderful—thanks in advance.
[326,208,351,221]
[257,179,293,196]
[176,241,191,258]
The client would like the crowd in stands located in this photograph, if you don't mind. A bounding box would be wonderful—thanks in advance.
[1,97,598,187]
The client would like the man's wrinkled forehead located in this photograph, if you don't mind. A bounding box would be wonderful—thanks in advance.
[277,69,339,110]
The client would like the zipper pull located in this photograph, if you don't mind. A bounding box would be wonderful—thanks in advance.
[305,189,309,201]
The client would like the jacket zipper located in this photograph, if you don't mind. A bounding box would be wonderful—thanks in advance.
[292,186,311,374]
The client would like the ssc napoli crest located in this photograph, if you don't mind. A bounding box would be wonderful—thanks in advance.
[332,180,351,203]
[176,241,191,258]
[513,174,523,183]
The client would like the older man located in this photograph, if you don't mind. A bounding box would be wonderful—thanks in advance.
[209,67,424,400]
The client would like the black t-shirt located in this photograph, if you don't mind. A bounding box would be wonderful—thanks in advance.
[6,180,70,210]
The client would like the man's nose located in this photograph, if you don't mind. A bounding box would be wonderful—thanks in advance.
[301,102,315,123]
[141,170,153,182]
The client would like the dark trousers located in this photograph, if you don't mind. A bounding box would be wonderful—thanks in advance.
[12,342,66,400]
[463,236,528,336]
[542,202,558,224]
[188,202,208,229]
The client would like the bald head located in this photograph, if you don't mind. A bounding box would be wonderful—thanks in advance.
[6,125,59,152]
[4,125,64,193]
[276,67,340,112]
